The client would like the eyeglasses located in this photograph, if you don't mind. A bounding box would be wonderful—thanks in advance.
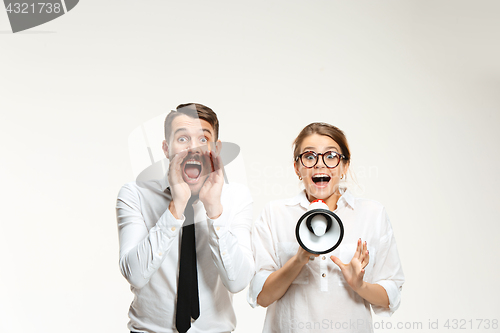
[295,151,346,169]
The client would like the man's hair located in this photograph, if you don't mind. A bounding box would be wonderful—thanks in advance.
[164,103,219,141]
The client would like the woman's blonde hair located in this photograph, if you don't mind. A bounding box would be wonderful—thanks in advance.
[293,122,351,164]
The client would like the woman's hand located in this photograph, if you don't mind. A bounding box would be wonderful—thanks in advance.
[295,246,319,266]
[294,246,319,266]
[330,238,369,292]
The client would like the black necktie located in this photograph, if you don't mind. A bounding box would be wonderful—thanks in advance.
[175,195,200,333]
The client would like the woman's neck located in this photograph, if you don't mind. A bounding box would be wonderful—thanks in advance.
[306,191,342,211]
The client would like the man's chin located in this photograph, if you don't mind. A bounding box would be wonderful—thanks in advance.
[185,176,209,196]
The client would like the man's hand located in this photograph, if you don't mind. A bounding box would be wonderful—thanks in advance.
[168,149,191,219]
[330,238,369,292]
[199,149,224,219]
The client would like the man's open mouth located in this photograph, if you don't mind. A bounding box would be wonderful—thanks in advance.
[183,158,202,183]
[312,174,331,187]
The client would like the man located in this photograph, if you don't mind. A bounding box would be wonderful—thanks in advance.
[116,103,254,333]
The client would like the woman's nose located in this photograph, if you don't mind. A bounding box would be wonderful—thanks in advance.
[315,154,326,168]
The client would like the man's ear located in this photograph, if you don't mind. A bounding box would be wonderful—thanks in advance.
[162,140,169,158]
[215,140,222,156]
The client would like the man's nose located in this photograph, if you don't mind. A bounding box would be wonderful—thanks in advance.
[187,140,203,154]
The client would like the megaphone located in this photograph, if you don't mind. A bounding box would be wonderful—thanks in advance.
[295,199,344,254]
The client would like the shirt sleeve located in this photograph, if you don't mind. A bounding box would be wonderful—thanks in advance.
[116,183,184,289]
[206,184,255,293]
[370,208,405,317]
[247,204,278,308]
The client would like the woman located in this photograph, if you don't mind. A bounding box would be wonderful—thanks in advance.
[248,123,404,333]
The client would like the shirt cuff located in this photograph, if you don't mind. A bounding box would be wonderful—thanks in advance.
[372,280,402,317]
[157,207,184,237]
[247,270,273,308]
[207,207,237,280]
[207,206,229,239]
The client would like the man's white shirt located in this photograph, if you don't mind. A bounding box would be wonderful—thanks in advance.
[116,176,254,333]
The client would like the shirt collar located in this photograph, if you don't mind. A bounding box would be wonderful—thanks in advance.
[284,190,310,209]
[337,188,355,210]
[160,172,170,193]
[285,188,355,210]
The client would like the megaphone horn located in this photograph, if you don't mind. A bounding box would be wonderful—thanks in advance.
[295,199,344,255]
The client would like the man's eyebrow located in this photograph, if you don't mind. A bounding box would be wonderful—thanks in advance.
[173,128,188,136]
[173,128,213,137]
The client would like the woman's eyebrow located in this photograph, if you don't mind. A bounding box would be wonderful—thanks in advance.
[302,146,339,152]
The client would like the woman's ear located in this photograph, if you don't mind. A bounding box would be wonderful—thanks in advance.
[294,161,301,178]
[342,161,350,178]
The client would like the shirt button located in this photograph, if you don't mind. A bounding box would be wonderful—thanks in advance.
[216,226,220,231]
[158,252,163,256]
[322,273,326,278]
[171,227,176,231]
[222,251,227,256]
[322,256,326,260]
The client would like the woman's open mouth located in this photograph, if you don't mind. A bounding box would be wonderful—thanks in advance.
[182,158,202,183]
[311,174,331,188]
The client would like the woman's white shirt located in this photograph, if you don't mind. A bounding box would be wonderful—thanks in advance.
[248,189,405,333]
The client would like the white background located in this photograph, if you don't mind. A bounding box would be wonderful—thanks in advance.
[1,1,499,332]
